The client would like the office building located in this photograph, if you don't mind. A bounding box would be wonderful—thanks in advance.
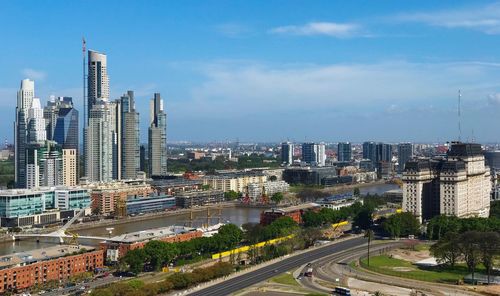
[362,141,376,164]
[140,144,147,172]
[283,166,338,186]
[126,195,175,216]
[117,91,140,180]
[85,100,115,182]
[15,79,35,188]
[376,143,392,163]
[398,143,413,173]
[337,142,352,162]
[402,142,490,222]
[281,142,294,165]
[302,142,326,166]
[25,141,63,189]
[175,190,224,208]
[87,50,109,122]
[148,93,167,177]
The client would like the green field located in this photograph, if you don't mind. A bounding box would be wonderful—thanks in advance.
[270,272,301,287]
[360,255,483,283]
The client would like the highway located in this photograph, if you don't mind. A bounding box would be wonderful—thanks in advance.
[188,236,367,296]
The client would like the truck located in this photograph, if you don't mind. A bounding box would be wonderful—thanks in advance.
[304,267,313,277]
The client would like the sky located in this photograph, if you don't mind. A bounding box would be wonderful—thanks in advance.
[2,0,500,143]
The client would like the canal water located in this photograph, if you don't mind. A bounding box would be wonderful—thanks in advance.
[0,183,398,256]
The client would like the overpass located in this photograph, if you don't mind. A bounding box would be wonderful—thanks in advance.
[13,206,107,243]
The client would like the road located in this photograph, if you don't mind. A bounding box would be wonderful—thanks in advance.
[40,274,119,296]
[301,241,483,296]
[187,236,368,296]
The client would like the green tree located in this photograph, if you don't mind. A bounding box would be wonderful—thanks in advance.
[271,192,284,204]
[224,190,239,200]
[382,212,420,238]
[457,231,482,284]
[478,231,500,284]
[353,207,373,230]
[216,224,243,249]
[353,187,360,197]
[122,248,146,275]
[430,232,461,267]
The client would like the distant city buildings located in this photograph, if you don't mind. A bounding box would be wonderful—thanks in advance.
[337,142,352,162]
[402,142,490,222]
[302,142,326,166]
[397,143,413,173]
[148,93,168,177]
[280,142,294,165]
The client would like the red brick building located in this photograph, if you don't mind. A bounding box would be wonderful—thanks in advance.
[100,226,202,261]
[0,245,104,293]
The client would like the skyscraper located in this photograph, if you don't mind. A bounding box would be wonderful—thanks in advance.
[15,79,35,188]
[148,93,167,177]
[281,142,294,166]
[118,91,140,180]
[51,97,79,186]
[397,143,413,173]
[302,142,326,167]
[85,100,114,182]
[337,142,352,162]
[87,50,109,123]
[362,141,376,163]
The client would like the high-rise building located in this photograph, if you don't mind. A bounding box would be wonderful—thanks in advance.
[337,142,352,162]
[376,143,392,163]
[302,142,326,167]
[85,100,115,182]
[148,93,167,177]
[397,143,413,173]
[281,142,294,165]
[402,142,490,222]
[26,141,63,189]
[140,144,147,172]
[15,79,35,188]
[117,91,140,180]
[87,50,109,123]
[62,149,77,186]
[27,98,47,143]
[362,141,376,164]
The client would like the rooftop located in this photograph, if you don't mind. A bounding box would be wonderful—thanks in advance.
[0,245,96,270]
[265,202,318,214]
[106,225,197,243]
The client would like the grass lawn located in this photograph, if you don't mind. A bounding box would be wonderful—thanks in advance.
[360,255,483,283]
[413,243,431,252]
[270,272,301,287]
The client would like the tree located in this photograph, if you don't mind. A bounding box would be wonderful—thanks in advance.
[216,224,243,249]
[353,187,360,197]
[478,232,500,284]
[271,192,284,204]
[353,207,373,230]
[430,232,461,267]
[382,212,420,238]
[122,248,146,275]
[364,229,374,266]
[224,190,239,200]
[457,231,482,285]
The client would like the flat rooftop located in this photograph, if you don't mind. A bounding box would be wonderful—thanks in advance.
[265,203,318,214]
[106,225,197,244]
[0,244,96,270]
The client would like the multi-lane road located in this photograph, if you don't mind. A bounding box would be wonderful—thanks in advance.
[188,236,368,296]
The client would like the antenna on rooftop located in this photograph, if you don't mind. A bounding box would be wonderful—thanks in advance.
[458,90,462,142]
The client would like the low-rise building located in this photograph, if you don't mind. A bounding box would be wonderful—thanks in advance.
[126,195,175,215]
[247,181,289,201]
[101,226,202,261]
[175,190,224,208]
[260,203,318,225]
[316,194,361,210]
[0,245,104,293]
[150,178,202,195]
[202,171,267,192]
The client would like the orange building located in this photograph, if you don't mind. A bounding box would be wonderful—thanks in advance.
[87,181,153,216]
[100,226,202,261]
[0,245,104,294]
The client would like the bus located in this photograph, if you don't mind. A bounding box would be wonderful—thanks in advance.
[333,286,351,296]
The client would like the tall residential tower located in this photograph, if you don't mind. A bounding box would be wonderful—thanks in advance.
[148,93,167,177]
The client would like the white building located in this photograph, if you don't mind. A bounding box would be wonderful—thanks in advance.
[247,181,290,201]
[402,143,490,222]
[302,142,326,167]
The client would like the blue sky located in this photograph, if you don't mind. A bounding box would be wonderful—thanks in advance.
[2,0,500,143]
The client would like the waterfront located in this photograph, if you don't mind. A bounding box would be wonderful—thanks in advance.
[0,183,399,256]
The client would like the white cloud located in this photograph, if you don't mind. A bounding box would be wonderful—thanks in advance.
[269,22,364,38]
[22,68,47,80]
[488,93,500,105]
[395,3,500,34]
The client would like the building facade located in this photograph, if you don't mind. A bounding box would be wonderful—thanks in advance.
[301,142,326,167]
[87,50,109,123]
[148,93,168,177]
[118,91,140,180]
[398,143,413,173]
[280,142,294,166]
[202,172,267,193]
[402,142,490,222]
[337,142,352,162]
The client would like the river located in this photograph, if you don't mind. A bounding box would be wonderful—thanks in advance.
[0,183,399,256]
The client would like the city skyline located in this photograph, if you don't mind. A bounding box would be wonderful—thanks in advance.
[2,1,500,143]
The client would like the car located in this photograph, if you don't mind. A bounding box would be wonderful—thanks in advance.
[306,262,312,267]
[296,276,302,280]
[273,269,278,273]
